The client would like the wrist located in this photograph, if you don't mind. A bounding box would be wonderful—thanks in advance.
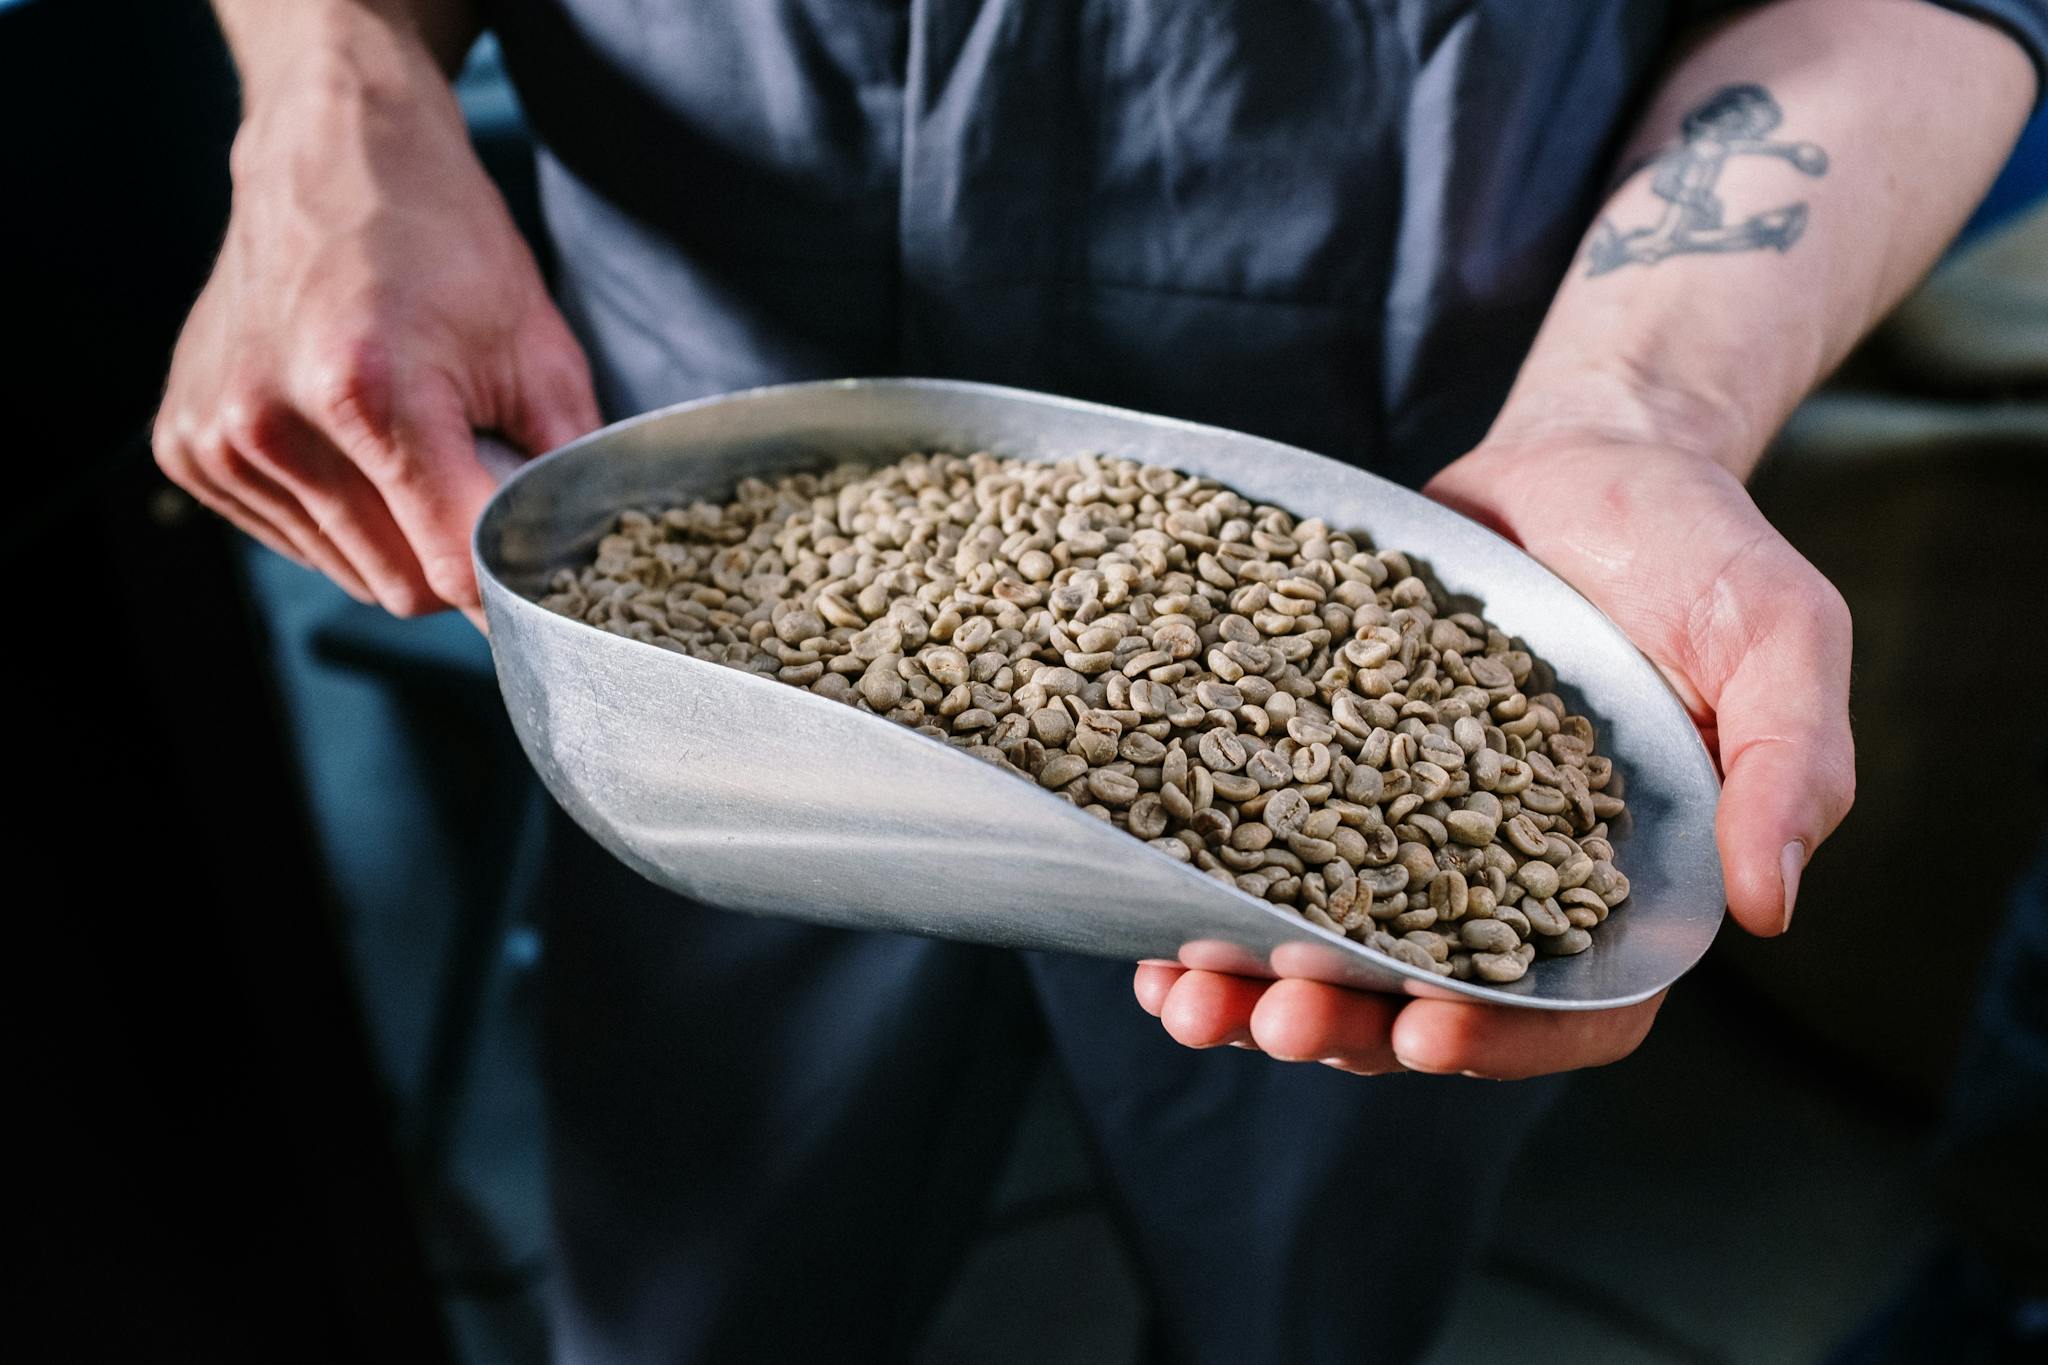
[1432,406,1758,544]
[223,1,461,135]
[1483,360,1766,482]
[228,34,469,203]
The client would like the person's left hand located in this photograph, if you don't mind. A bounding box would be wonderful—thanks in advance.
[1132,431,1855,1079]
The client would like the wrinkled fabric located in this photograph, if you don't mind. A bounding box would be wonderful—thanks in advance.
[491,0,2044,477]
[490,0,1713,485]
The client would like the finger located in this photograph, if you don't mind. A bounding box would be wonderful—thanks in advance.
[299,351,499,611]
[503,313,603,456]
[228,402,440,615]
[1710,578,1856,936]
[204,440,377,603]
[154,426,309,569]
[1133,963,1185,1017]
[178,425,378,601]
[1158,970,1269,1049]
[1390,994,1664,1080]
[179,466,312,569]
[1247,978,1404,1074]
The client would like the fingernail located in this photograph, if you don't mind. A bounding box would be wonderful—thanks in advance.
[1781,840,1807,931]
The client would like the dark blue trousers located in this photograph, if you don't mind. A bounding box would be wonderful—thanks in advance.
[245,549,1559,1364]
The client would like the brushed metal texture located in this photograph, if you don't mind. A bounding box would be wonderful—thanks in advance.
[475,379,1724,1010]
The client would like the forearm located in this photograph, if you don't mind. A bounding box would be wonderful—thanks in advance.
[1491,0,2036,476]
[210,0,494,255]
[211,0,479,113]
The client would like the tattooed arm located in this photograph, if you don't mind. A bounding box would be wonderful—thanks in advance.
[1505,0,2035,468]
[1137,0,2035,1078]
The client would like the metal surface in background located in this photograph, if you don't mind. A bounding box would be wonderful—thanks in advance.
[475,380,1724,1010]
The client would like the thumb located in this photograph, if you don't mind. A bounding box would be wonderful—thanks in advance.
[1711,580,1856,937]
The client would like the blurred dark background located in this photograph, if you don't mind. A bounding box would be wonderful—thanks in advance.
[9,1,2042,1361]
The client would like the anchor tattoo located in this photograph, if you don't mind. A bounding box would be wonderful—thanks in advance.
[1587,83,1829,276]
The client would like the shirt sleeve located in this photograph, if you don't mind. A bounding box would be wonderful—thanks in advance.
[1682,1,2047,105]
[1929,1,2048,102]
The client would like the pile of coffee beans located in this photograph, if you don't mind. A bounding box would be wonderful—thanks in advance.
[538,451,1630,984]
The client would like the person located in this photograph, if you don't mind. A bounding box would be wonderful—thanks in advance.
[152,1,2044,1360]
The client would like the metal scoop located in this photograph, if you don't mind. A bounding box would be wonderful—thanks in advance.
[474,380,1724,1011]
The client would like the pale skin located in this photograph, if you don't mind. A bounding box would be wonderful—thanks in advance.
[159,0,2035,1076]
[156,0,594,621]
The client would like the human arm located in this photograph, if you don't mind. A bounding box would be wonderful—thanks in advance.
[1138,0,2037,1077]
[154,1,599,617]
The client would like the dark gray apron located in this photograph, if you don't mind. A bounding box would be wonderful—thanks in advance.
[475,4,1737,1361]
[490,0,1744,485]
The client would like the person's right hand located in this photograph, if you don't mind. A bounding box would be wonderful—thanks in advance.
[154,42,600,617]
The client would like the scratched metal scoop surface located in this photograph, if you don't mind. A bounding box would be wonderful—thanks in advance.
[475,379,1724,1010]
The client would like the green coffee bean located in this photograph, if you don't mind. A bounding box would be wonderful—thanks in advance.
[1585,860,1630,907]
[1460,919,1521,954]
[1230,821,1274,852]
[1560,887,1608,924]
[1402,930,1451,962]
[1263,788,1310,836]
[1359,865,1411,899]
[1466,884,1499,920]
[1494,900,1532,938]
[1536,927,1592,956]
[1196,729,1247,773]
[1300,807,1342,841]
[1210,771,1261,803]
[1504,814,1549,857]
[1087,768,1141,807]
[1038,753,1088,789]
[1356,824,1399,867]
[1246,748,1292,790]
[1472,951,1527,983]
[1522,896,1570,937]
[1387,938,1436,971]
[1513,860,1561,899]
[1396,841,1439,885]
[1445,809,1497,846]
[1429,869,1470,922]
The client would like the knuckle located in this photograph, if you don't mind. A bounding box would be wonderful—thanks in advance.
[217,391,294,459]
[520,315,593,383]
[371,444,431,494]
[149,414,188,474]
[1754,558,1852,670]
[1818,743,1858,822]
[188,434,239,482]
[425,552,474,596]
[530,327,590,382]
[225,125,262,188]
[405,551,477,614]
[385,582,444,618]
[535,354,591,410]
[303,336,396,444]
[1819,579,1853,647]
